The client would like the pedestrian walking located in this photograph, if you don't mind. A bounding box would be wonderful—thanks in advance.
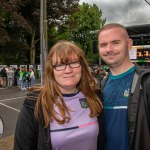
[7,67,14,88]
[19,67,27,91]
[15,67,20,86]
[0,67,7,87]
[29,68,35,87]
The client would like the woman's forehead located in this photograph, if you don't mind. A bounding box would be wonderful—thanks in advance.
[52,53,79,63]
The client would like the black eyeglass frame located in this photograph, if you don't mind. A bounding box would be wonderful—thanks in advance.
[53,60,81,71]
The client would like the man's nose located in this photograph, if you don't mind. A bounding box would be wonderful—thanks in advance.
[106,44,113,52]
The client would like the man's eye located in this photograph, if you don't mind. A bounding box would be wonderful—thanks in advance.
[99,44,107,48]
[113,41,120,45]
[114,42,119,44]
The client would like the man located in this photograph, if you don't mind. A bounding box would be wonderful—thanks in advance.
[7,66,14,88]
[19,66,27,91]
[98,23,150,150]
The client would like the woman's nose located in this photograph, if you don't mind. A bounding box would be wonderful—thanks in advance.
[64,64,73,72]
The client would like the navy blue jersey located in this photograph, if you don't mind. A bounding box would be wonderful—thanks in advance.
[103,66,135,150]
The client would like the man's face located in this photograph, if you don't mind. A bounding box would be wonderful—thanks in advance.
[98,27,132,68]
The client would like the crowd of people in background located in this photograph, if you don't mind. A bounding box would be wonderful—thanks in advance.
[88,64,108,85]
[0,66,36,90]
[1,63,149,91]
[0,64,108,90]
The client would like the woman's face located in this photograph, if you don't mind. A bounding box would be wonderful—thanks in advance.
[52,54,82,94]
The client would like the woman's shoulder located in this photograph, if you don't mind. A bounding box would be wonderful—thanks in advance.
[23,90,40,109]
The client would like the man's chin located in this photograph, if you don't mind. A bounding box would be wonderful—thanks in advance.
[105,61,117,67]
[103,60,112,65]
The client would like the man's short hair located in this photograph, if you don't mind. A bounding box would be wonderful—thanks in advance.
[98,23,129,37]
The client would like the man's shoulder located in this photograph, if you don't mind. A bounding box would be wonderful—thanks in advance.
[135,64,150,74]
[132,64,150,91]
[140,70,150,85]
[134,64,150,80]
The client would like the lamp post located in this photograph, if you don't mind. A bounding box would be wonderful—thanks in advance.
[40,0,48,85]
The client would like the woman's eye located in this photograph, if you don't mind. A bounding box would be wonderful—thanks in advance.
[56,64,65,67]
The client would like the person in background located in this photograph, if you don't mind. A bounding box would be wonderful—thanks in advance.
[97,68,106,84]
[13,68,17,86]
[29,68,35,87]
[7,67,14,88]
[0,67,7,87]
[19,67,27,91]
[15,66,20,86]
[14,40,103,150]
[98,23,150,150]
[25,68,31,89]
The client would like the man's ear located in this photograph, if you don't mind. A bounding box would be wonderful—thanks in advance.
[128,38,133,51]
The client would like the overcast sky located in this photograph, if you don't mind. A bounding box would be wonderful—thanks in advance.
[80,0,150,27]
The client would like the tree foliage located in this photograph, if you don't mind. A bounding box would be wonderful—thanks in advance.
[68,2,106,63]
[0,0,80,65]
[46,0,80,47]
[0,0,34,64]
[0,0,105,65]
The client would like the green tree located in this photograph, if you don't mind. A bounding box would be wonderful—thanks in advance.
[0,0,80,65]
[17,0,40,64]
[0,0,33,64]
[68,2,106,63]
[47,0,80,48]
[0,1,105,65]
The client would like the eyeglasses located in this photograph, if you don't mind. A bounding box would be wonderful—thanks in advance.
[53,60,81,71]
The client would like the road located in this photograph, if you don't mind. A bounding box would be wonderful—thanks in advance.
[0,86,28,149]
[0,79,40,150]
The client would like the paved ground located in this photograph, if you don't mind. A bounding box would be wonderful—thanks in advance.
[0,87,28,150]
[0,135,14,150]
[0,79,41,150]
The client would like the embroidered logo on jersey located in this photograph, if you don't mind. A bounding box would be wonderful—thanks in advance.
[123,89,130,98]
[79,98,88,108]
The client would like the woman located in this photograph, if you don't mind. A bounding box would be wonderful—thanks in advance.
[14,40,103,150]
[29,68,35,87]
